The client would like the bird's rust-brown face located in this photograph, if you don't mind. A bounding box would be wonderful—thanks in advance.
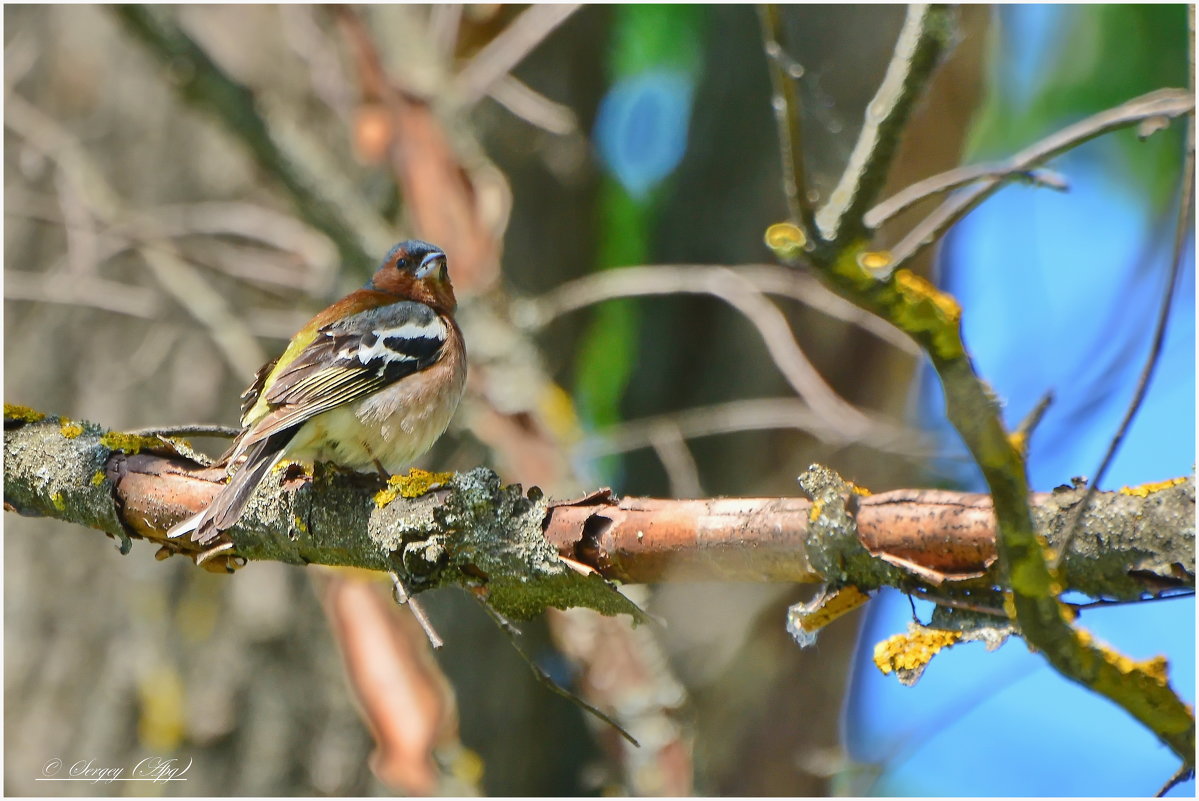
[371,240,457,313]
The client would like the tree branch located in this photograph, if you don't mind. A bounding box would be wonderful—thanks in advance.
[882,88,1193,272]
[112,4,378,273]
[6,411,1192,606]
[759,4,819,241]
[813,4,955,246]
[763,25,1197,762]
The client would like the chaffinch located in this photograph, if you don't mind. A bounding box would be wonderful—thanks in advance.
[170,239,467,545]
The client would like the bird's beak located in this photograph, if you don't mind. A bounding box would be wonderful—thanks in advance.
[416,251,448,281]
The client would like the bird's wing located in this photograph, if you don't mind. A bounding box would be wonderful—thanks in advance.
[239,355,279,422]
[239,300,448,446]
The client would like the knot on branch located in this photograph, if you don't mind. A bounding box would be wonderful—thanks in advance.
[798,464,905,590]
[370,468,646,623]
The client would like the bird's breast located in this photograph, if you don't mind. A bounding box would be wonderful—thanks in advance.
[284,326,466,473]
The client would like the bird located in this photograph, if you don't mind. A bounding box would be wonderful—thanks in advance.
[170,239,467,546]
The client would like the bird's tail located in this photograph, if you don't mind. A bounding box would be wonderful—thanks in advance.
[168,434,292,545]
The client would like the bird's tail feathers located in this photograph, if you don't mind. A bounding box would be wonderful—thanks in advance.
[167,434,291,545]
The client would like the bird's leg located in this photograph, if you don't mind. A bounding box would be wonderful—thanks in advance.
[360,439,391,481]
[389,571,444,649]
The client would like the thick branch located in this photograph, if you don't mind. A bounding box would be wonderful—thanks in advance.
[6,412,1192,605]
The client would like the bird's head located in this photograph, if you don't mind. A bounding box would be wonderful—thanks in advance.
[369,239,457,313]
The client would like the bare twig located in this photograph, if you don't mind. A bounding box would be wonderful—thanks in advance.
[473,594,640,746]
[865,163,1068,229]
[583,397,935,462]
[1156,764,1195,798]
[124,424,241,439]
[5,91,267,376]
[759,5,818,240]
[489,74,579,135]
[390,572,445,650]
[737,266,920,354]
[279,5,354,124]
[5,272,161,320]
[646,423,705,498]
[428,4,464,61]
[1055,30,1196,569]
[112,5,376,272]
[1012,391,1054,449]
[518,264,872,434]
[814,4,954,245]
[519,262,919,355]
[453,4,582,105]
[138,245,268,377]
[886,88,1194,272]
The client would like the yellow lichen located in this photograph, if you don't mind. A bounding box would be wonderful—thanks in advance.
[50,492,67,512]
[375,468,454,507]
[1078,627,1170,687]
[1002,591,1017,620]
[857,250,892,271]
[99,431,168,454]
[1119,476,1186,497]
[808,498,824,522]
[59,419,84,439]
[1009,430,1028,455]
[3,404,46,423]
[793,585,870,633]
[764,222,808,261]
[891,269,966,360]
[850,483,872,497]
[831,241,881,291]
[894,269,962,322]
[91,470,107,487]
[873,627,963,675]
[292,514,309,536]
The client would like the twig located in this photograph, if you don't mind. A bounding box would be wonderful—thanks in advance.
[519,263,872,434]
[814,4,954,245]
[112,5,376,273]
[518,262,920,355]
[1071,591,1194,612]
[138,245,268,377]
[885,88,1194,272]
[1156,764,1195,798]
[1012,391,1054,449]
[125,424,241,439]
[758,5,818,240]
[5,91,267,377]
[1054,41,1196,569]
[389,572,445,650]
[908,587,1006,618]
[489,74,579,135]
[429,4,464,61]
[473,594,640,747]
[453,4,582,105]
[5,272,160,320]
[646,422,704,498]
[583,397,935,462]
[865,164,1068,230]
